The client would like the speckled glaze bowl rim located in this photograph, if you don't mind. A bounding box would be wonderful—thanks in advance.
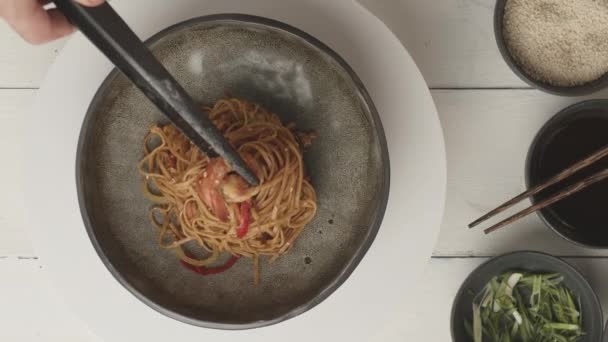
[75,14,389,330]
[449,251,603,342]
[525,100,608,249]
[493,0,608,97]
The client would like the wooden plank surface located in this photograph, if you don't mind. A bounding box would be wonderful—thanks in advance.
[433,89,608,257]
[0,21,65,89]
[4,89,608,257]
[1,0,525,89]
[2,0,608,340]
[380,257,608,342]
[0,257,100,341]
[359,0,526,88]
[0,90,35,256]
[2,257,607,341]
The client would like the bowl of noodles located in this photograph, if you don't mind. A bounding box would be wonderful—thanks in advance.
[76,14,389,329]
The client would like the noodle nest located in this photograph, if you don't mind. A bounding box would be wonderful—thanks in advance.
[138,98,317,282]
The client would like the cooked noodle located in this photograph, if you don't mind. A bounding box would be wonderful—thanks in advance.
[138,98,317,283]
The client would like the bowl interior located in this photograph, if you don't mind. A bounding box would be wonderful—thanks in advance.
[494,0,608,96]
[77,15,389,329]
[526,100,608,248]
[451,252,603,342]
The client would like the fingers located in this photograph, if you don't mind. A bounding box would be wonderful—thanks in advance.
[0,0,105,45]
[1,0,74,44]
[37,0,105,7]
[76,0,105,6]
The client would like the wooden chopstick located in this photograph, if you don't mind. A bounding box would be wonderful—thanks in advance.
[483,169,608,234]
[468,144,608,232]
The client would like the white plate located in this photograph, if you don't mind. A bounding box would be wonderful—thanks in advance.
[24,0,446,341]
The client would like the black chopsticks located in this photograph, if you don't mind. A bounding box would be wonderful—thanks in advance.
[54,0,259,186]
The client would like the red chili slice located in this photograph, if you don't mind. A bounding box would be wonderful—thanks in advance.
[180,201,250,275]
[180,255,240,276]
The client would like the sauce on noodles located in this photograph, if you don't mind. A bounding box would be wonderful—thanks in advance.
[138,98,317,284]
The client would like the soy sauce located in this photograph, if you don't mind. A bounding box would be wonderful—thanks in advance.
[533,112,608,242]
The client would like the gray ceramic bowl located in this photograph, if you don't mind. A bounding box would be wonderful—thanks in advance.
[494,0,608,96]
[451,251,603,342]
[76,14,389,329]
[526,100,608,248]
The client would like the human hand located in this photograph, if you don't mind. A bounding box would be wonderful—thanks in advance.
[0,0,104,44]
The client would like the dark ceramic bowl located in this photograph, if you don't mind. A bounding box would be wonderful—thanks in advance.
[76,14,389,329]
[526,100,608,248]
[451,251,603,342]
[494,0,608,96]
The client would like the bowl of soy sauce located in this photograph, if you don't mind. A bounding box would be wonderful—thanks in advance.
[526,100,608,248]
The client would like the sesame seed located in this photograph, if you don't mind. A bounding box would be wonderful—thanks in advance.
[503,0,608,86]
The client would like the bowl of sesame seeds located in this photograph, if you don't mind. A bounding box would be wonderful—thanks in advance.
[494,0,608,96]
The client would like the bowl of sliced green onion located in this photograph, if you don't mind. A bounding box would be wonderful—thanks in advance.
[451,251,603,342]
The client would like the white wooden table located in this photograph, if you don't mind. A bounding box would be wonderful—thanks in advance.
[3,1,608,340]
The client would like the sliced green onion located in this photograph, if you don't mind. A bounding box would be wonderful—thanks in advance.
[473,302,482,342]
[466,271,584,342]
[543,322,581,331]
